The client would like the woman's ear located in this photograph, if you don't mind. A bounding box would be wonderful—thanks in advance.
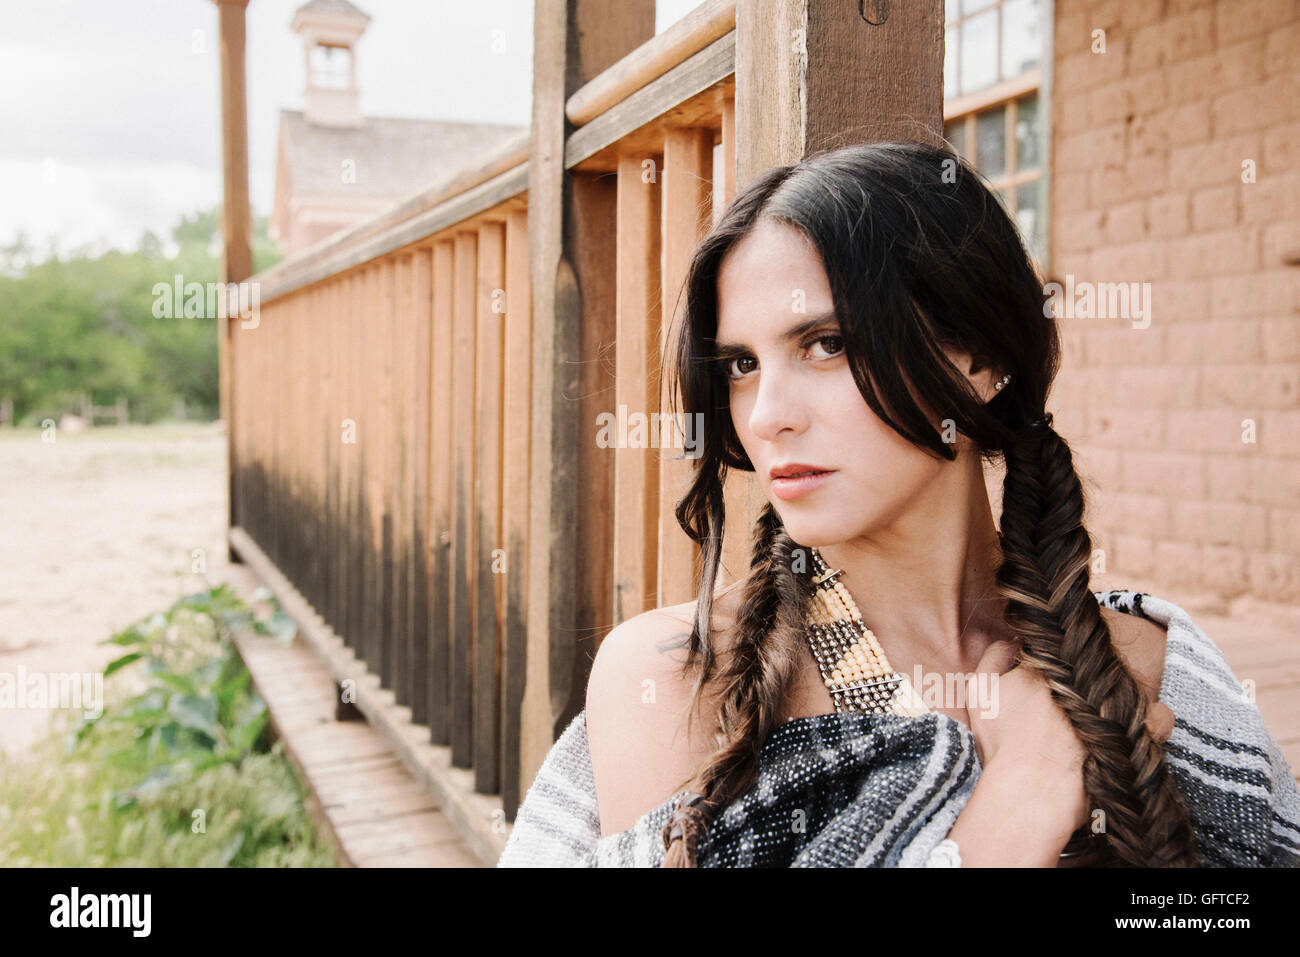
[942,346,1001,404]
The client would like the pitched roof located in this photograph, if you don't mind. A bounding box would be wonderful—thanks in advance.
[276,109,526,199]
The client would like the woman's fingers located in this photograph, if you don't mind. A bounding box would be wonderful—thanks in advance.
[1146,701,1175,744]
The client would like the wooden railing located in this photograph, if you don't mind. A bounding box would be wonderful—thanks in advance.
[222,0,945,827]
[229,0,740,819]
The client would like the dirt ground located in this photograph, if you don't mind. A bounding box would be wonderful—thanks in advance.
[0,423,231,757]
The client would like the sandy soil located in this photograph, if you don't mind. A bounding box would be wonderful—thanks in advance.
[0,423,231,757]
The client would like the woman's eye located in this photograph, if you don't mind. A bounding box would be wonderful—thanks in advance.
[809,334,845,359]
[723,335,842,381]
[726,356,757,379]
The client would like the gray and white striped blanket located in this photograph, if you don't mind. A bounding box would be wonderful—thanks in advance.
[498,590,1300,867]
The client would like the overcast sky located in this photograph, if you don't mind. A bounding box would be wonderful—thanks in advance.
[0,0,702,257]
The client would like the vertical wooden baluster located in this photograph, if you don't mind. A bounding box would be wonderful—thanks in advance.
[716,94,757,592]
[349,271,365,654]
[379,258,396,687]
[273,298,283,568]
[658,127,714,607]
[613,151,663,628]
[392,254,412,702]
[450,230,478,767]
[363,264,383,669]
[500,207,531,818]
[429,241,455,744]
[474,221,506,794]
[324,279,337,631]
[410,248,434,724]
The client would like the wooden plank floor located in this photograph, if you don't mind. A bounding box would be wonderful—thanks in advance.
[225,568,484,867]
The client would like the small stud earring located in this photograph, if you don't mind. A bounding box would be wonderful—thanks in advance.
[994,373,1011,391]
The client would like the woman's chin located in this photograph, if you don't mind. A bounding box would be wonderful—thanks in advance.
[771,513,850,550]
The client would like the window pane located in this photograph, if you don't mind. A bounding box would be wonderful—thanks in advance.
[976,105,1007,176]
[1017,180,1045,263]
[945,119,967,159]
[962,0,997,13]
[1001,0,1041,80]
[945,27,958,97]
[946,0,961,23]
[960,9,998,95]
[1015,93,1041,170]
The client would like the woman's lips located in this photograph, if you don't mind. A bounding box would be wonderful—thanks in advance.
[770,469,834,501]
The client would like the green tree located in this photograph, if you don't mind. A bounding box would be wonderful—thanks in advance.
[0,209,282,425]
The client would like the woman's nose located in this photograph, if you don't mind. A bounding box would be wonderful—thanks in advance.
[747,363,810,442]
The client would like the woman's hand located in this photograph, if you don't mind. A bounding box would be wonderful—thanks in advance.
[965,636,1090,835]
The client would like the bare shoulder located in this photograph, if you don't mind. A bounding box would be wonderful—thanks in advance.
[587,582,745,692]
[584,584,745,837]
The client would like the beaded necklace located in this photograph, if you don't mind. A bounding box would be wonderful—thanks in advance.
[805,548,1085,862]
[806,546,930,717]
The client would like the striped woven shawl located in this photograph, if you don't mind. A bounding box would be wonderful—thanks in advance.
[497,590,1300,867]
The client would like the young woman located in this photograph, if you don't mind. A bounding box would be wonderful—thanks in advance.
[498,141,1300,868]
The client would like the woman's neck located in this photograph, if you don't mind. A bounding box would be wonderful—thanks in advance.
[813,449,1008,672]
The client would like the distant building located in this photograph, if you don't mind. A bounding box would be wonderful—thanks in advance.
[270,0,525,256]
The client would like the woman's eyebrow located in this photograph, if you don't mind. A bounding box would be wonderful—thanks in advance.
[711,313,839,355]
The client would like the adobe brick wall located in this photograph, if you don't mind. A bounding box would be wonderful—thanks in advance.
[1046,0,1300,608]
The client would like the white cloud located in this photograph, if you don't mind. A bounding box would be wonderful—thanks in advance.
[1,0,705,259]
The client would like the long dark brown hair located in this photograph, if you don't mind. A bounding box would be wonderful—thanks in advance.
[657,140,1198,867]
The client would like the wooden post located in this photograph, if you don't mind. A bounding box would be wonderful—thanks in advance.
[719,0,946,575]
[522,0,656,793]
[212,0,253,559]
[734,0,945,186]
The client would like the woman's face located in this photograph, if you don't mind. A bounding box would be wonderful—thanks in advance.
[714,217,959,548]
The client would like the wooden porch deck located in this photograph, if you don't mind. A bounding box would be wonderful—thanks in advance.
[225,563,485,867]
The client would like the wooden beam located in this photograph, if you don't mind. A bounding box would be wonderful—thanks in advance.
[522,0,656,798]
[213,0,253,560]
[565,36,733,173]
[570,168,619,740]
[734,0,945,186]
[566,0,735,125]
